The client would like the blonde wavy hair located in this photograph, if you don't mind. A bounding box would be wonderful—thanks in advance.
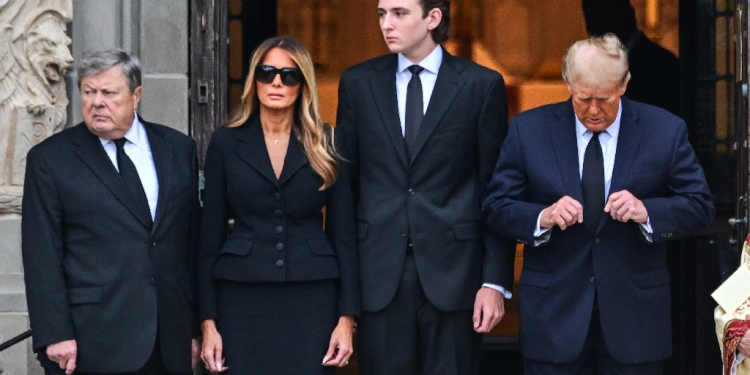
[223,36,339,190]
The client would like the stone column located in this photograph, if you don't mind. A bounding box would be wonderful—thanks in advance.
[0,1,72,374]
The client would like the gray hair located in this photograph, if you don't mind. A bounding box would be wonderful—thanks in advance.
[562,33,630,88]
[77,49,141,93]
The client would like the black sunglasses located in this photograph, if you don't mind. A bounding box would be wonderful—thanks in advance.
[255,64,303,86]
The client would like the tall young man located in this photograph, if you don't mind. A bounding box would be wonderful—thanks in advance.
[336,1,514,373]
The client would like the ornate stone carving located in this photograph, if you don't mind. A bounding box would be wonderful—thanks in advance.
[0,0,72,213]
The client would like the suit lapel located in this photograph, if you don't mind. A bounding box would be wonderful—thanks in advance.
[598,98,645,232]
[409,50,465,164]
[73,123,151,229]
[278,129,308,185]
[236,116,281,186]
[143,119,173,233]
[551,101,584,203]
[368,56,409,168]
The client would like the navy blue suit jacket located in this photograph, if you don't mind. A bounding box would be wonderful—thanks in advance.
[482,97,714,364]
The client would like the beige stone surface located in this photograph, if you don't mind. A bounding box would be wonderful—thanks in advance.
[0,0,73,214]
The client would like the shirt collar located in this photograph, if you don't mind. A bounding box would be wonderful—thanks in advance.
[99,112,148,150]
[575,100,623,140]
[397,45,443,75]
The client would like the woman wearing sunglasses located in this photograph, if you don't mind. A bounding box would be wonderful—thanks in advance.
[198,36,358,374]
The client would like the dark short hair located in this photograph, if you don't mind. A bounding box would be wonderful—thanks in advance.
[77,49,141,93]
[420,0,450,43]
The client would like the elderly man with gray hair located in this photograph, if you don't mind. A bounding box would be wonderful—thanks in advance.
[482,34,714,374]
[22,49,200,375]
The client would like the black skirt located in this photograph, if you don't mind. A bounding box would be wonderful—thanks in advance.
[216,279,338,375]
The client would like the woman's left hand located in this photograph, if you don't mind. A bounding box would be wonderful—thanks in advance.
[322,315,355,367]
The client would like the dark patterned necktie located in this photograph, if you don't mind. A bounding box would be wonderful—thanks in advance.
[582,131,604,232]
[404,65,425,158]
[114,138,152,226]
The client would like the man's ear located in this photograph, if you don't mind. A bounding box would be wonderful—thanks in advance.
[132,86,143,109]
[426,8,442,31]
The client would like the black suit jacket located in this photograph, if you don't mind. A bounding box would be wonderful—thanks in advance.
[197,116,359,321]
[482,98,714,363]
[22,118,200,373]
[336,48,514,312]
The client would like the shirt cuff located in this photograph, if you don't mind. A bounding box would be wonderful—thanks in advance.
[534,210,552,246]
[482,283,512,299]
[638,217,653,242]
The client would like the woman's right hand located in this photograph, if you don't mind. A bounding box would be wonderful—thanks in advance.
[201,319,227,372]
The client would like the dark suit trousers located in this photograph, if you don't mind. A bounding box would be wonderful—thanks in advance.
[523,310,663,375]
[41,334,191,375]
[358,248,482,375]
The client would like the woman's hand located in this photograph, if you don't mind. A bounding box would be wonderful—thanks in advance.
[201,319,227,372]
[322,315,355,367]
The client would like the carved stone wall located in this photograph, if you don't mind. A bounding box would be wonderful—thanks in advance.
[0,0,73,214]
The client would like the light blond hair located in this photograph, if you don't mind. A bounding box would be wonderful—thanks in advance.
[223,36,339,190]
[562,33,631,89]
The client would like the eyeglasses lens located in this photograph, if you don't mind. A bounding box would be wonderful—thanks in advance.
[255,65,302,86]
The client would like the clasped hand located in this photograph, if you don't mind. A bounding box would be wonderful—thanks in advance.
[540,190,648,230]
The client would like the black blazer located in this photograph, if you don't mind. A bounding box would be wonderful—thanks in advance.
[198,116,359,321]
[22,119,200,373]
[336,48,515,312]
[482,98,715,363]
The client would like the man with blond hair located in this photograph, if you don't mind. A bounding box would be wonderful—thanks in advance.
[483,34,714,374]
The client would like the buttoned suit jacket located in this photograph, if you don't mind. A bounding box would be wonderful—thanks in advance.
[482,97,715,364]
[336,48,515,313]
[197,116,359,321]
[22,118,200,373]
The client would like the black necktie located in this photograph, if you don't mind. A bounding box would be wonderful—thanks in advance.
[582,131,604,232]
[114,138,152,226]
[404,65,425,158]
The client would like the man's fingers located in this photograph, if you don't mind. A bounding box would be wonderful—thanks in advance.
[472,300,483,329]
[65,357,76,375]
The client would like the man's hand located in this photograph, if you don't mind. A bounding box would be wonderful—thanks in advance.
[740,315,750,358]
[46,339,77,375]
[605,190,648,223]
[473,287,505,333]
[191,338,201,369]
[201,320,227,372]
[540,196,583,230]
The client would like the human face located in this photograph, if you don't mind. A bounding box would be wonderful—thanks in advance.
[378,0,440,62]
[256,47,301,113]
[568,82,627,132]
[80,65,141,140]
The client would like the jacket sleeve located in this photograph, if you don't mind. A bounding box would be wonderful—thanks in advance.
[641,121,715,241]
[476,73,516,291]
[197,132,229,322]
[482,117,550,249]
[186,140,202,336]
[326,127,360,318]
[22,147,76,351]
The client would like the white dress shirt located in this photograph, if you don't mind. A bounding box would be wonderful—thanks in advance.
[534,101,652,244]
[395,46,509,298]
[99,114,159,220]
[396,45,442,134]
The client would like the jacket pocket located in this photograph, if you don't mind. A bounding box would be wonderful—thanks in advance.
[453,222,480,240]
[519,270,552,288]
[637,270,670,288]
[308,239,336,256]
[357,222,369,240]
[68,287,102,305]
[219,238,254,256]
